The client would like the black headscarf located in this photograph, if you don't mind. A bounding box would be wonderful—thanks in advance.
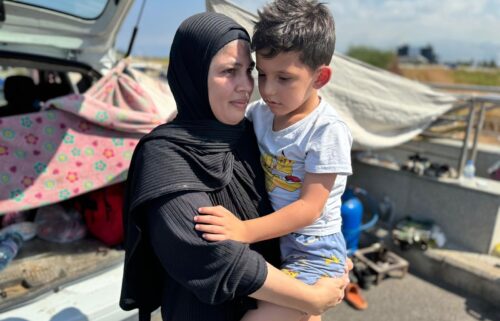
[126,12,252,212]
[168,12,250,121]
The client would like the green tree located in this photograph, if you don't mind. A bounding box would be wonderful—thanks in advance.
[346,46,396,69]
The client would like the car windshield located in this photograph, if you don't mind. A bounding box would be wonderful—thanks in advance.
[9,0,109,19]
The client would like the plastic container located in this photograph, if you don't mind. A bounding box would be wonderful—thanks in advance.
[0,222,37,241]
[463,160,476,179]
[341,196,364,254]
[0,232,23,271]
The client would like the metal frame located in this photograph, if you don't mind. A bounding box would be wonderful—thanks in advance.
[426,83,500,178]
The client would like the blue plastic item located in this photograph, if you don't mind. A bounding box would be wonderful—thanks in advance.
[0,232,23,271]
[0,222,37,241]
[341,195,364,254]
[341,187,380,255]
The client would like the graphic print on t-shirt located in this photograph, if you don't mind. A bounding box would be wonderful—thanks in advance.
[261,153,302,192]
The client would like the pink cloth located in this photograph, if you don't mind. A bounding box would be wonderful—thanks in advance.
[0,60,176,214]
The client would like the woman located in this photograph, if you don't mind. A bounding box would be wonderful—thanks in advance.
[119,12,349,321]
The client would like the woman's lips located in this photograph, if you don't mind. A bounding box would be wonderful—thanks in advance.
[230,99,248,108]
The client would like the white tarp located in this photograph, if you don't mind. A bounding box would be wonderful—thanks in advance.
[206,0,457,150]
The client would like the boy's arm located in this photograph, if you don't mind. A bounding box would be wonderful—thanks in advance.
[194,172,336,243]
[244,172,336,243]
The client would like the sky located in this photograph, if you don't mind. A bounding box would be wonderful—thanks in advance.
[116,0,500,64]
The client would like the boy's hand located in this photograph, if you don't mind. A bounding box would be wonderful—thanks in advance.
[194,206,251,243]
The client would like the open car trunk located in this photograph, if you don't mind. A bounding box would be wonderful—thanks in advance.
[0,1,177,318]
[0,53,124,314]
[0,238,124,311]
[0,48,175,317]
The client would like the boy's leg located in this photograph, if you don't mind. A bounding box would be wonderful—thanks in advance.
[242,300,306,321]
[254,232,343,321]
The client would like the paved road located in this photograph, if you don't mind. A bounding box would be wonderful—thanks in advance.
[323,273,499,321]
[151,272,499,321]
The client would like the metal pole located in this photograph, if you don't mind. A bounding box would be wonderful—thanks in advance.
[470,102,487,164]
[125,0,147,58]
[457,99,476,178]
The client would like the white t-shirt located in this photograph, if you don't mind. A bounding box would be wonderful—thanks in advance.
[246,98,353,236]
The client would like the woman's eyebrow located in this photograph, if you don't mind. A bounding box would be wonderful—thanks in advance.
[229,61,255,68]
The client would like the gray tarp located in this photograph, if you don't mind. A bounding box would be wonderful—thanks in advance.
[206,0,457,150]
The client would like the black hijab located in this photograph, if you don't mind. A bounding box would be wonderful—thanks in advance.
[168,12,250,121]
[126,12,252,212]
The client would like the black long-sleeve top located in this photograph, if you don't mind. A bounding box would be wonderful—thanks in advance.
[120,121,280,321]
[147,190,272,320]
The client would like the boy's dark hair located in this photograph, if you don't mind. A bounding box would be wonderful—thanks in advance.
[252,0,335,70]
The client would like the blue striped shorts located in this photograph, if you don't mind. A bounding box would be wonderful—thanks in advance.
[280,232,347,285]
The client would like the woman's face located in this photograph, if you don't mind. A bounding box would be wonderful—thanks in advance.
[208,40,254,125]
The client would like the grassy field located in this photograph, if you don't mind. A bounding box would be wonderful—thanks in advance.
[453,69,500,86]
[399,65,500,86]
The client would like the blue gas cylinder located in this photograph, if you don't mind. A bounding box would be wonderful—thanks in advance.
[341,193,364,254]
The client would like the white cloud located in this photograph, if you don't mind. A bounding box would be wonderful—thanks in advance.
[233,0,500,52]
[321,0,500,62]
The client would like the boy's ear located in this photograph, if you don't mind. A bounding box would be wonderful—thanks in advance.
[313,66,332,89]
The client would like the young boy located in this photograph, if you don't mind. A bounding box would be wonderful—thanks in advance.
[194,1,352,320]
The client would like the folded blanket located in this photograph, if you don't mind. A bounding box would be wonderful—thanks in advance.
[0,60,176,214]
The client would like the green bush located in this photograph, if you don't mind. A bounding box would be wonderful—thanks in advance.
[346,46,396,69]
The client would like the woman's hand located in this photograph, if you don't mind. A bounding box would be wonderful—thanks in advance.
[194,206,251,243]
[250,260,353,316]
[308,258,352,315]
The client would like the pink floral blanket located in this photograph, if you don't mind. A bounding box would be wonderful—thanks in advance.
[0,60,176,214]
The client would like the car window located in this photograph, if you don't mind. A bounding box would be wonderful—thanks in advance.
[0,67,32,106]
[0,66,92,118]
[8,0,109,20]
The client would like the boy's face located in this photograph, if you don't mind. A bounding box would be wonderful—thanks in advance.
[256,50,321,118]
